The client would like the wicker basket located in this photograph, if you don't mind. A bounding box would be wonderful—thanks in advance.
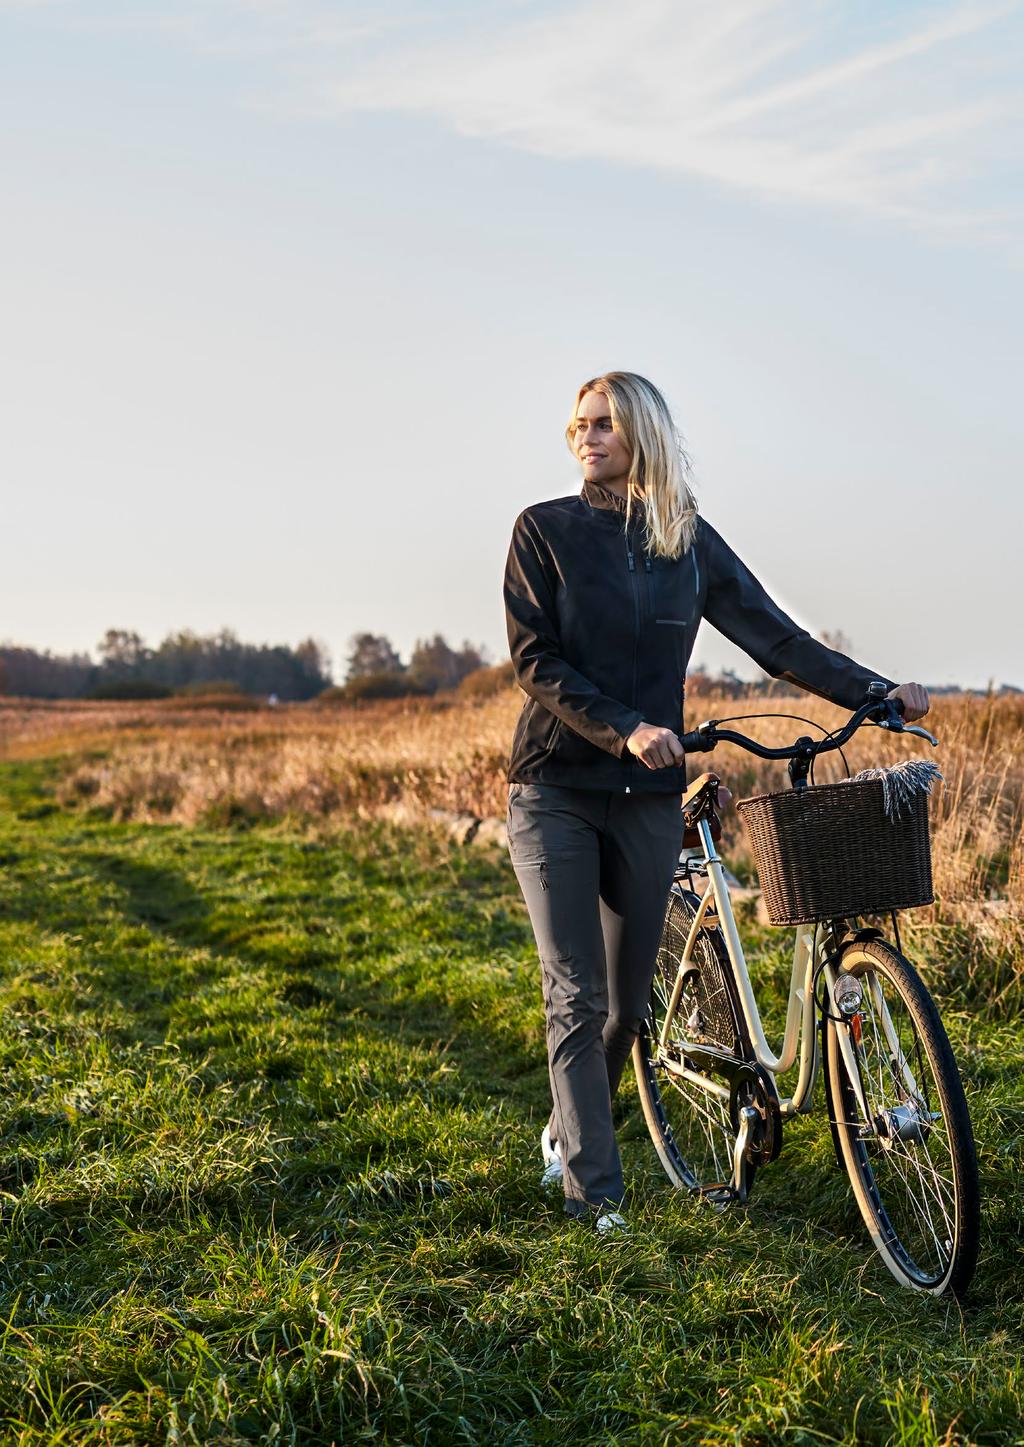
[735,777,934,926]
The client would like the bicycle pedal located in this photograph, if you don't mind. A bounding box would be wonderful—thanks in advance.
[699,1182,737,1208]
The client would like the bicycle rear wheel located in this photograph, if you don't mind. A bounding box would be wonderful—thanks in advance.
[824,937,980,1296]
[633,885,760,1201]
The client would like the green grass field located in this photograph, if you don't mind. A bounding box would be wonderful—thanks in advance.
[0,757,1020,1445]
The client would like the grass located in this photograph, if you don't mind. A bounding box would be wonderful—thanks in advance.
[0,754,1021,1444]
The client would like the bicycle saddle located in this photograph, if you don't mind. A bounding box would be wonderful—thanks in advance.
[682,771,723,847]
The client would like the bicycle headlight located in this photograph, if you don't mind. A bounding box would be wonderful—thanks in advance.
[833,973,864,1016]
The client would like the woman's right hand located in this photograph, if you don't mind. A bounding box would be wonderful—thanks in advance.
[625,722,686,769]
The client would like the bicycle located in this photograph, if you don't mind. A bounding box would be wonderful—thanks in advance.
[632,682,981,1297]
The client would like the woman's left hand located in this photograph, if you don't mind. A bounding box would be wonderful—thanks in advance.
[886,682,930,721]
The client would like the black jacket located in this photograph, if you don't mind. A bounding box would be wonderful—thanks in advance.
[503,479,897,792]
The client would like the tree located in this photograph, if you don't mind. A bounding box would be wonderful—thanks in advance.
[408,635,459,693]
[294,638,332,688]
[345,633,403,682]
[97,629,149,677]
[408,635,487,694]
[456,638,488,678]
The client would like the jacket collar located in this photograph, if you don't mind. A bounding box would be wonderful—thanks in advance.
[581,478,630,516]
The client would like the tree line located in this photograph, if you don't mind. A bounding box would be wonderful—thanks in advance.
[0,628,499,702]
[3,624,909,703]
[0,629,332,701]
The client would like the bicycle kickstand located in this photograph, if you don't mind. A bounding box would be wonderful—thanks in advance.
[730,1106,758,1203]
[700,1105,758,1211]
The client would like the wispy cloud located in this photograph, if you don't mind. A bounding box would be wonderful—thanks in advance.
[16,0,1021,240]
[304,0,1021,239]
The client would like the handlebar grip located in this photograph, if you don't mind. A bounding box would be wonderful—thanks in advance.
[679,729,715,753]
[867,693,906,728]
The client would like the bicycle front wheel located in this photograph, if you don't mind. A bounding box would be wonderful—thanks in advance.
[824,937,980,1296]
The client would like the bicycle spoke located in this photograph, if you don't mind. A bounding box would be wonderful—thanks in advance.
[660,1058,733,1180]
[897,1166,951,1270]
[882,1140,952,1265]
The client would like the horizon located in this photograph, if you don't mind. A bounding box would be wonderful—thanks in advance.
[2,624,1020,697]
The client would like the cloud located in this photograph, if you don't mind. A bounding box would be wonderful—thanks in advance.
[307,0,1021,238]
[24,0,1020,239]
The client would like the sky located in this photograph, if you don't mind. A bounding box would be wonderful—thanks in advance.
[2,0,1022,690]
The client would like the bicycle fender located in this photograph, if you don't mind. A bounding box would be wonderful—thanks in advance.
[820,932,882,1171]
[819,1009,845,1171]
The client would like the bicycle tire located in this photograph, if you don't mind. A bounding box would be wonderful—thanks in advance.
[633,885,759,1201]
[823,937,980,1296]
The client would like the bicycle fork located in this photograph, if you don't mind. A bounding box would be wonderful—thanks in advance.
[822,962,932,1147]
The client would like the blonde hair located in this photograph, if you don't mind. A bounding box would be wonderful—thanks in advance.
[566,371,698,559]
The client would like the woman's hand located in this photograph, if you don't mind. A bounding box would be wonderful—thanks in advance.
[625,722,686,769]
[886,682,930,722]
[625,722,733,806]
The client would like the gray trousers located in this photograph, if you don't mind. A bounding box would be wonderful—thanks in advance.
[507,781,686,1216]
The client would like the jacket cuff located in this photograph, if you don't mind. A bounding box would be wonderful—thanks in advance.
[614,710,646,758]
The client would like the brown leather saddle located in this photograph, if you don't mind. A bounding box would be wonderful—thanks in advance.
[681,771,722,850]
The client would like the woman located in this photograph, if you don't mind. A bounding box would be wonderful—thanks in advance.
[503,371,929,1235]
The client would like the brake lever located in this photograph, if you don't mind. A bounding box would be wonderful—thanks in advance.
[864,719,939,748]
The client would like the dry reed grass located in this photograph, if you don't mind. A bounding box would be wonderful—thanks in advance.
[5,689,1022,1000]
[21,691,520,823]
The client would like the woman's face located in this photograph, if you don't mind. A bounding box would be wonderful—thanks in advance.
[572,389,632,489]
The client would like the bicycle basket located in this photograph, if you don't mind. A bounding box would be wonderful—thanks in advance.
[735,777,933,926]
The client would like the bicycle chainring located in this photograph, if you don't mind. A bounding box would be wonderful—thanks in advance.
[729,1064,783,1167]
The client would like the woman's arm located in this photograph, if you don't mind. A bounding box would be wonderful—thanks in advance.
[504,510,644,757]
[701,519,898,710]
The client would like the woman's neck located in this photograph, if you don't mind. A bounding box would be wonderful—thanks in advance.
[590,477,628,501]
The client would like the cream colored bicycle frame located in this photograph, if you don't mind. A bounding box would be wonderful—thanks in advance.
[659,816,875,1123]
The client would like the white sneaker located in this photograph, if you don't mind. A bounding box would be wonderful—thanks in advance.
[595,1209,630,1237]
[540,1124,563,1188]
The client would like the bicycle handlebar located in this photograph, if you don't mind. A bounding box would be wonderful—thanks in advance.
[679,691,938,761]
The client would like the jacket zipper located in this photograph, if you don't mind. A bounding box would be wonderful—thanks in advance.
[626,535,641,794]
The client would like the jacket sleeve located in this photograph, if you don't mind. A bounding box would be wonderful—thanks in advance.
[701,520,897,710]
[504,510,644,757]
